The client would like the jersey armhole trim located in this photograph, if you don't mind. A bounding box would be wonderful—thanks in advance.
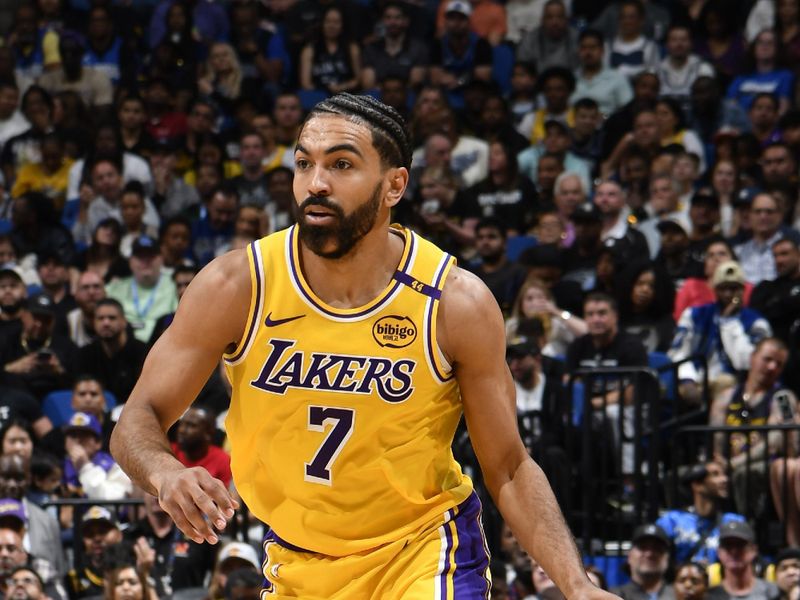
[424,253,455,382]
[223,241,265,365]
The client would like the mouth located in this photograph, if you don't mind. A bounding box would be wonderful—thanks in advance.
[303,206,338,225]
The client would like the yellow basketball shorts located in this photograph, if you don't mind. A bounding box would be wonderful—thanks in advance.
[259,492,491,599]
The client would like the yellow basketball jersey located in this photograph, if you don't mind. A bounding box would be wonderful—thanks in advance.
[223,225,473,557]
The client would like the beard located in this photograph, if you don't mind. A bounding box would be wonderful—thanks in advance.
[0,299,24,316]
[295,183,383,260]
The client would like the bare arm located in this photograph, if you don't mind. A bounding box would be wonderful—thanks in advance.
[110,250,250,543]
[439,267,615,599]
[299,46,314,90]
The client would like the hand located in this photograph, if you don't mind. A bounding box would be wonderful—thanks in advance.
[134,536,156,574]
[65,437,89,470]
[197,78,213,96]
[3,353,39,374]
[528,298,558,316]
[721,293,743,317]
[155,467,239,545]
[79,183,95,207]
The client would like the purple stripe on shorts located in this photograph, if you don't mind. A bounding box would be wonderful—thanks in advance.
[452,493,492,599]
[439,509,455,599]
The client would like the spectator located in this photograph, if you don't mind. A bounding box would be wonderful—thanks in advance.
[518,67,575,145]
[475,94,529,157]
[72,219,130,284]
[298,6,361,96]
[191,185,237,266]
[636,174,690,258]
[198,43,244,117]
[158,216,194,275]
[506,274,587,356]
[708,521,780,600]
[103,556,153,600]
[735,192,798,285]
[229,132,269,210]
[106,235,178,343]
[616,260,676,353]
[561,201,606,290]
[602,108,661,180]
[149,140,199,220]
[658,23,715,106]
[0,81,30,155]
[657,460,746,565]
[591,0,670,43]
[0,267,27,338]
[142,77,188,143]
[672,563,709,600]
[66,506,122,599]
[123,493,215,599]
[693,1,746,87]
[594,180,650,258]
[10,133,72,210]
[688,77,750,151]
[265,167,294,233]
[31,249,74,336]
[118,182,159,258]
[207,542,260,600]
[518,119,592,194]
[0,295,76,401]
[516,0,579,72]
[1,87,54,187]
[671,260,772,392]
[727,29,794,115]
[570,98,604,173]
[0,522,61,600]
[464,138,540,235]
[148,0,229,52]
[0,456,65,579]
[62,412,130,500]
[430,1,493,106]
[611,524,673,600]
[117,96,151,158]
[773,548,800,600]
[271,93,303,148]
[77,298,147,403]
[10,192,75,272]
[673,239,754,322]
[605,0,660,80]
[85,158,159,234]
[750,94,782,146]
[37,31,113,112]
[84,6,126,87]
[171,407,231,488]
[466,218,527,315]
[223,568,262,600]
[361,2,429,91]
[5,566,48,600]
[655,98,706,172]
[0,420,35,461]
[750,237,800,343]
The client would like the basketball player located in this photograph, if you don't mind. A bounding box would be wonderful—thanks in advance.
[111,94,616,599]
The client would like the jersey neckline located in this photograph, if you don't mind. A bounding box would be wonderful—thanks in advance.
[287,224,416,320]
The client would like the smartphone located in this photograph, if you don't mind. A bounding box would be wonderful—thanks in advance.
[36,348,53,361]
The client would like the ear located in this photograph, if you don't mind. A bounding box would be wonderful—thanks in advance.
[384,167,409,209]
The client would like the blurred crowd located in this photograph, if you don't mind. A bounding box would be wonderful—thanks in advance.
[1,0,800,598]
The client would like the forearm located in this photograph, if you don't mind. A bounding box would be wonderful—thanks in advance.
[492,457,591,598]
[110,402,187,497]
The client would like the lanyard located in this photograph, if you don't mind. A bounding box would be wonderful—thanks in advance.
[131,275,161,320]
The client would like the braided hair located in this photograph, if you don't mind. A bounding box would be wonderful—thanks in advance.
[304,93,413,170]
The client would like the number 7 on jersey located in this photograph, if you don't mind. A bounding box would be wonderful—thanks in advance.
[304,406,355,485]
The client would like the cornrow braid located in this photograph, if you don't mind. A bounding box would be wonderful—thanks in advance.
[305,93,413,170]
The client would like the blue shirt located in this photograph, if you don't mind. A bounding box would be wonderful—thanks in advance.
[656,510,745,564]
[726,69,794,111]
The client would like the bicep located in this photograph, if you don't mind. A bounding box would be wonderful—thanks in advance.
[443,269,527,486]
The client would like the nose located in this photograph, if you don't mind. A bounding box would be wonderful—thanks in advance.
[307,166,331,197]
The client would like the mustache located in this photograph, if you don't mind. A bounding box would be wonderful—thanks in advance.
[298,196,345,218]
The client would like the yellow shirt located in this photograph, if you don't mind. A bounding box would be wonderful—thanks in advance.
[11,159,74,210]
[224,225,472,556]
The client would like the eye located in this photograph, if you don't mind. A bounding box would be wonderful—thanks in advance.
[295,158,310,170]
[333,159,351,169]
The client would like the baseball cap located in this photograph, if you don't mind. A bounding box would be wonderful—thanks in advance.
[735,187,760,207]
[0,266,24,283]
[64,412,102,438]
[445,0,471,17]
[718,520,755,544]
[775,547,800,565]
[506,335,540,358]
[656,216,691,237]
[632,523,670,548]
[543,119,570,136]
[80,505,118,530]
[572,202,602,223]
[131,235,159,258]
[0,498,27,530]
[691,191,720,209]
[217,542,260,571]
[711,260,745,288]
[27,295,55,317]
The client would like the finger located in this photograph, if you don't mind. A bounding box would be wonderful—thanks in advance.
[196,477,238,529]
[165,496,216,544]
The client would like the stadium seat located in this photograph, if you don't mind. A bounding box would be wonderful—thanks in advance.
[42,390,118,427]
[298,89,331,111]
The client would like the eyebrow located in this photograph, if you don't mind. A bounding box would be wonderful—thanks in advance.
[294,143,364,159]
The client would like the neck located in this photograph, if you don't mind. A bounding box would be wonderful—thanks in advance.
[299,219,405,309]
[602,212,621,233]
[693,494,717,518]
[725,569,755,593]
[101,330,126,355]
[592,330,614,348]
[243,165,263,180]
[490,171,508,186]
[634,575,664,594]
[754,229,776,243]
[481,254,507,272]
[757,59,774,72]
[44,283,65,302]
[744,375,769,396]
[621,32,639,42]
[670,55,689,67]
[521,371,540,391]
